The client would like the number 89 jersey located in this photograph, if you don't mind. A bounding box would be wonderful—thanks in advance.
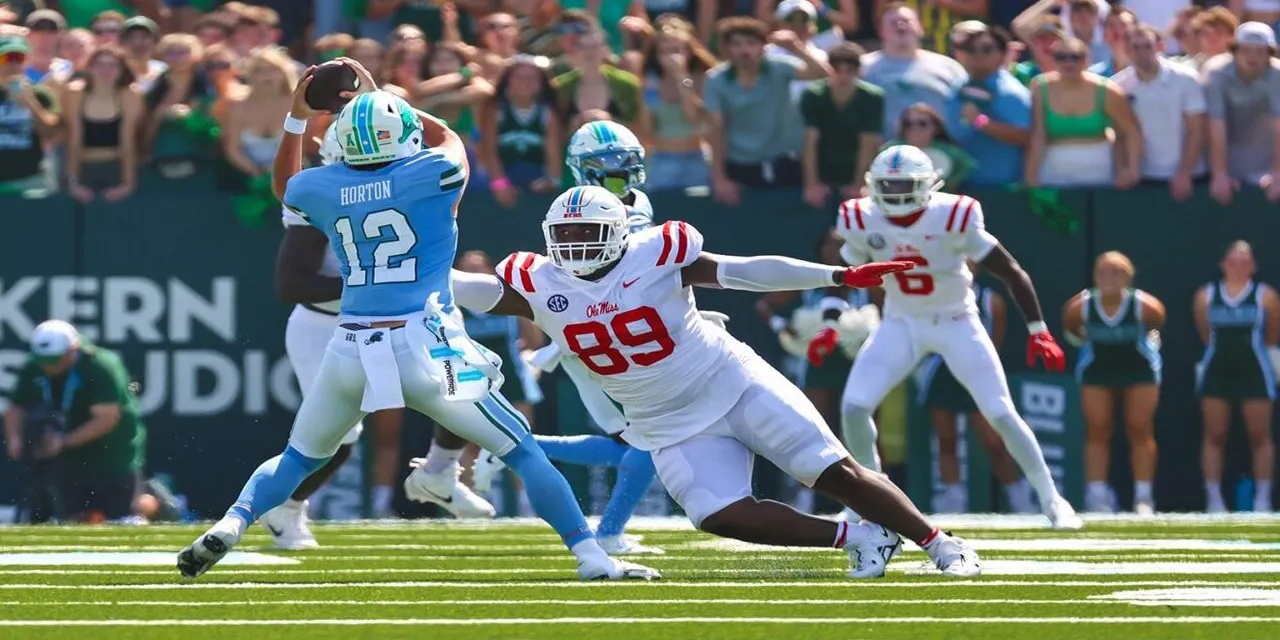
[497,221,755,450]
[835,193,998,319]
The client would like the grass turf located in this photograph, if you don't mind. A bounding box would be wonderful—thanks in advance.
[0,514,1278,639]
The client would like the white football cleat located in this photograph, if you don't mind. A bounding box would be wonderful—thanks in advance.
[176,525,239,579]
[404,460,497,519]
[1134,500,1155,517]
[577,555,661,581]
[1045,496,1084,530]
[844,522,902,579]
[471,450,505,493]
[598,534,665,555]
[924,534,982,578]
[259,500,319,550]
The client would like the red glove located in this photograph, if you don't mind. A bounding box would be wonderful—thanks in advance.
[807,327,839,367]
[1028,331,1066,372]
[842,261,917,288]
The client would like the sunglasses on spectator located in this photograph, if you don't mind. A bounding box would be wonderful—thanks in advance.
[1,52,26,64]
[961,44,1000,55]
[205,60,233,71]
[1053,52,1084,62]
[557,22,590,36]
[904,119,933,129]
[831,60,859,70]
[783,12,812,24]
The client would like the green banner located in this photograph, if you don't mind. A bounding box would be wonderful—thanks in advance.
[908,372,1084,511]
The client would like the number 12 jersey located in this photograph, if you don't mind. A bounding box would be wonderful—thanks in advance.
[498,221,757,450]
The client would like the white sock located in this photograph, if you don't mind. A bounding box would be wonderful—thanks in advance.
[1134,481,1153,504]
[213,515,247,542]
[840,403,882,473]
[570,537,609,564]
[423,445,464,475]
[1205,482,1222,500]
[989,413,1059,507]
[1255,480,1273,511]
[372,485,393,516]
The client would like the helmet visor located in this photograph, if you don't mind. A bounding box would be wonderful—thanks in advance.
[580,150,643,196]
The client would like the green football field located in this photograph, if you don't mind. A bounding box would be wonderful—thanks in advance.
[1,514,1279,639]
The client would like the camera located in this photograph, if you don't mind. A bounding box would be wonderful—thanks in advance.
[21,406,66,460]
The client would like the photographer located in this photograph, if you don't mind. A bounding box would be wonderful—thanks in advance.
[3,320,146,523]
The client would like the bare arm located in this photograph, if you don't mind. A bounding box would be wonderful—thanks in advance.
[706,111,728,182]
[478,101,505,183]
[4,405,22,459]
[1139,291,1167,331]
[788,45,832,82]
[63,403,122,449]
[1193,286,1210,345]
[854,132,882,190]
[1025,79,1046,186]
[64,83,84,186]
[222,99,263,175]
[802,128,822,189]
[979,244,1047,325]
[517,318,545,350]
[1062,292,1086,340]
[543,109,564,184]
[825,0,860,34]
[990,292,1008,347]
[695,0,718,45]
[1265,285,1280,346]
[1208,118,1230,178]
[275,226,342,304]
[1011,0,1061,44]
[1104,82,1142,177]
[414,108,467,165]
[272,128,304,200]
[1177,112,1206,178]
[118,88,143,189]
[672,73,704,126]
[24,86,59,133]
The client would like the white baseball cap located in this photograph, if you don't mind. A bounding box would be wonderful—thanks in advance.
[30,319,81,362]
[1235,21,1277,49]
[775,0,816,21]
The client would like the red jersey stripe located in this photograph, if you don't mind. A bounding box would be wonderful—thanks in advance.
[945,197,963,231]
[674,221,689,264]
[501,254,517,289]
[840,202,851,230]
[518,252,536,293]
[657,221,675,266]
[853,201,866,230]
[958,198,977,233]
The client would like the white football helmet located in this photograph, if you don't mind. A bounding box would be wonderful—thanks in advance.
[567,121,646,197]
[543,185,630,277]
[334,90,423,166]
[318,122,343,166]
[866,144,943,216]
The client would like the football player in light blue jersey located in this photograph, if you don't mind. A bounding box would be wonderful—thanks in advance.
[178,69,658,582]
[462,121,709,555]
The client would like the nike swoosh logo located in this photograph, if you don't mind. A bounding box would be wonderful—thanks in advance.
[264,524,283,537]
[623,278,640,288]
[421,487,453,504]
[924,235,938,240]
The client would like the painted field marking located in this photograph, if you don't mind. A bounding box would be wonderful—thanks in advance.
[681,538,1280,553]
[891,560,1280,576]
[0,580,1275,591]
[0,552,297,566]
[0,616,1278,627]
[1091,588,1280,607]
[0,598,1085,607]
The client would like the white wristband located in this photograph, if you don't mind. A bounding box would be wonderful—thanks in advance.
[769,315,788,333]
[1027,321,1048,335]
[283,114,306,135]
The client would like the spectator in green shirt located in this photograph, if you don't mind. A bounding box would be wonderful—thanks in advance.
[4,320,147,523]
[800,42,884,208]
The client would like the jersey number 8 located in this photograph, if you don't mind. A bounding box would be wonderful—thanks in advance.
[562,306,675,375]
[892,254,934,296]
[334,209,418,287]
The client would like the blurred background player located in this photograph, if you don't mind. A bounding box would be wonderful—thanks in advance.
[1063,251,1164,515]
[916,270,1036,515]
[179,65,657,581]
[1195,241,1279,513]
[825,144,1082,529]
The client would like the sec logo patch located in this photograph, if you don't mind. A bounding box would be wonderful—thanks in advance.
[868,233,886,250]
[547,294,569,312]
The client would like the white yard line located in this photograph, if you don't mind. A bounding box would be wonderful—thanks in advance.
[0,598,1086,607]
[0,616,1276,627]
[0,580,1274,590]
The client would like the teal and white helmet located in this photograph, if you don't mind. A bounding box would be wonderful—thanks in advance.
[566,121,646,197]
[335,90,423,166]
[318,122,343,166]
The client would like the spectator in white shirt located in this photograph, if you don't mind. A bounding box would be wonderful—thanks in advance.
[1111,25,1207,201]
[765,0,828,102]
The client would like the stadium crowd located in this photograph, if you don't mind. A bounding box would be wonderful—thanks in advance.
[2,0,1279,522]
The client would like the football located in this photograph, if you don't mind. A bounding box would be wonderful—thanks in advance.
[304,60,360,113]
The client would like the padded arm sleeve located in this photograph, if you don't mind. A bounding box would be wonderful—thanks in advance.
[712,253,840,292]
[450,269,505,313]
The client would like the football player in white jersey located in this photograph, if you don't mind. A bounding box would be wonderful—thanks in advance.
[819,144,1082,529]
[265,124,497,549]
[445,184,982,578]
[459,121,714,555]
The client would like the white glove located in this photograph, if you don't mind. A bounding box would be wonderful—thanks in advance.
[519,349,542,381]
[528,343,562,373]
[836,305,880,360]
[699,310,730,329]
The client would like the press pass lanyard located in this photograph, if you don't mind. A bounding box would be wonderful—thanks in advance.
[37,366,81,417]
